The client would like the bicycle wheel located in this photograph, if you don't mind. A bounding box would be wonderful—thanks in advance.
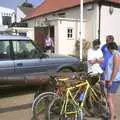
[85,83,108,118]
[60,112,83,120]
[47,96,63,120]
[48,96,83,120]
[32,92,56,120]
[77,110,83,120]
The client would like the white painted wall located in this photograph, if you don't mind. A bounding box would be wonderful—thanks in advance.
[58,19,75,55]
[16,8,26,22]
[27,28,35,40]
[28,20,35,27]
[0,7,15,27]
[8,27,34,40]
[56,18,85,55]
[100,5,120,45]
[59,7,80,19]
[84,4,99,41]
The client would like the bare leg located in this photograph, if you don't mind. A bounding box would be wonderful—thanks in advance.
[107,93,116,120]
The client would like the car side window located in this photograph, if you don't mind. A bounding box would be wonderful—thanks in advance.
[13,40,40,59]
[0,41,10,60]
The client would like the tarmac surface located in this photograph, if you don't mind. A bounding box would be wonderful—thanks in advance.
[0,90,120,120]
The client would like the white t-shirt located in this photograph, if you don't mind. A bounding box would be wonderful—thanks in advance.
[45,37,53,47]
[87,48,103,75]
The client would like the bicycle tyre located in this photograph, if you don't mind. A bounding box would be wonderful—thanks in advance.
[47,96,63,120]
[32,92,56,112]
[48,96,83,120]
[32,92,56,120]
[77,110,83,120]
[84,83,108,118]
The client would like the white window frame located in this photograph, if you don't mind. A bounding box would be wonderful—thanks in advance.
[67,28,73,39]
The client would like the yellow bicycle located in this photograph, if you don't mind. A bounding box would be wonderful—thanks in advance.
[32,72,108,120]
[47,73,108,120]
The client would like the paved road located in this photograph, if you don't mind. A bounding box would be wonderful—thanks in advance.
[0,92,120,120]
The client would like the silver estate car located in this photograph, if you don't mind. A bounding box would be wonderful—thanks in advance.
[0,35,81,79]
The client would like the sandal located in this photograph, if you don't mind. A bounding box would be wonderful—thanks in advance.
[110,115,117,120]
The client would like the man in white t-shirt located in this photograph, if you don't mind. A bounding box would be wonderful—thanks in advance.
[87,39,104,75]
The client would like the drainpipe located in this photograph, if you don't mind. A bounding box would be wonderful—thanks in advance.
[98,3,101,40]
[80,0,83,61]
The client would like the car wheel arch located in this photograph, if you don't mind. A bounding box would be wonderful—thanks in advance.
[57,66,75,73]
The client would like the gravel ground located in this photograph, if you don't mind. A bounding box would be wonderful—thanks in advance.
[0,92,120,120]
[0,93,34,120]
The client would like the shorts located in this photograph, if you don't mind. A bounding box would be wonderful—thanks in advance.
[106,81,120,93]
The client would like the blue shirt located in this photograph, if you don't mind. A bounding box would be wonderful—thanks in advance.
[100,44,112,70]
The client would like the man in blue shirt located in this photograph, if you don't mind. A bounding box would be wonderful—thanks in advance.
[101,35,114,71]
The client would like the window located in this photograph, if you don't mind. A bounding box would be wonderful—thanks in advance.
[2,16,11,25]
[19,32,27,36]
[0,41,10,60]
[12,40,40,59]
[67,28,73,39]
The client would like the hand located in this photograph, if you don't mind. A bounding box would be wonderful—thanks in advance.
[95,59,98,63]
[96,59,100,63]
[100,80,105,85]
[88,59,96,64]
[105,80,112,86]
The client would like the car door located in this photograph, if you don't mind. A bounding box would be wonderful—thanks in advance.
[13,40,51,75]
[0,40,14,76]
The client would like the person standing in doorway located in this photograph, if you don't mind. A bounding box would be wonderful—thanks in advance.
[44,35,54,53]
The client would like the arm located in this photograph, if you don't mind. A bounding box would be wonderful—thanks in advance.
[88,58,103,64]
[96,49,104,64]
[96,57,104,64]
[107,54,120,85]
[110,54,119,81]
[87,49,96,64]
[88,60,96,64]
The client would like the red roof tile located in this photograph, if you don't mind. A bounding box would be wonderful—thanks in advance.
[25,0,94,19]
[25,0,120,20]
[111,0,120,4]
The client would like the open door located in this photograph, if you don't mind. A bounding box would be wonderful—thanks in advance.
[35,26,55,52]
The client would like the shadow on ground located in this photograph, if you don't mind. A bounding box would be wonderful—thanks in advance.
[0,103,32,113]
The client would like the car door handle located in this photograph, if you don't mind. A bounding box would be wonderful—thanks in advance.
[17,63,23,66]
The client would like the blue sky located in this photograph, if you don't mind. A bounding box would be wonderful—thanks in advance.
[0,0,44,9]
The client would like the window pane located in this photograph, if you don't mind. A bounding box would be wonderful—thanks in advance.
[68,29,70,33]
[0,41,10,60]
[19,32,27,36]
[2,16,11,25]
[67,28,73,39]
[13,40,40,59]
[67,34,69,38]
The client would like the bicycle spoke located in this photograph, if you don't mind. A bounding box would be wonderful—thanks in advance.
[32,92,56,120]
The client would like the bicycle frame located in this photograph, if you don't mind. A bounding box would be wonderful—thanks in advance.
[60,80,99,117]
